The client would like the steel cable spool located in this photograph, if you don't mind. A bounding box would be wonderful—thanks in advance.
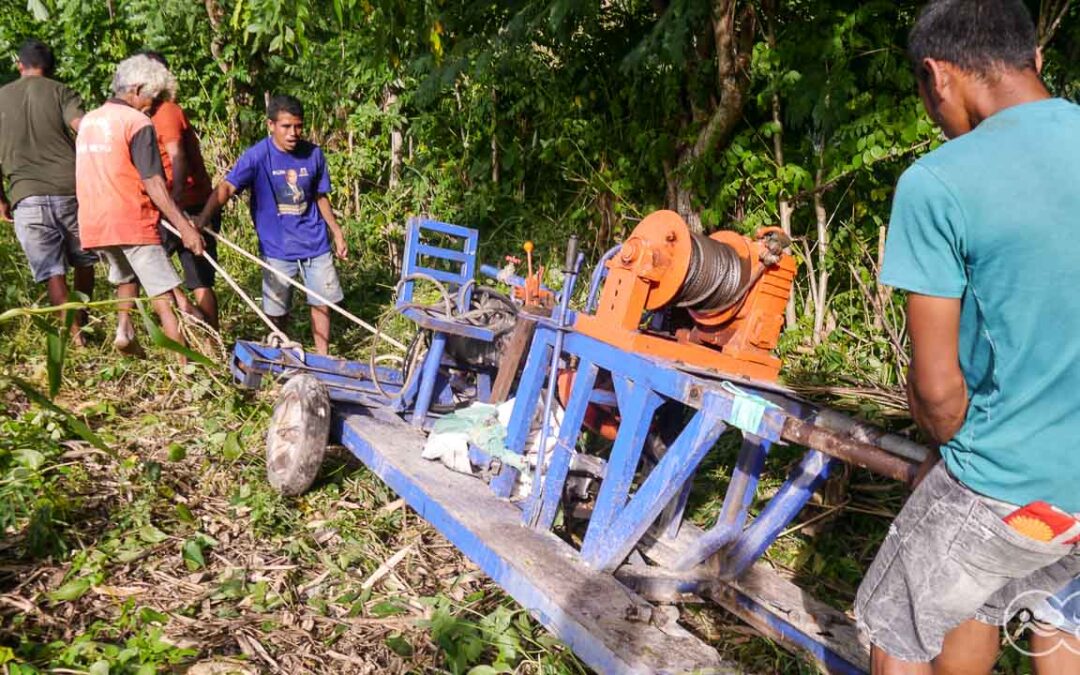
[675,233,749,311]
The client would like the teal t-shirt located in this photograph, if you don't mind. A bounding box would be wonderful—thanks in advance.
[881,98,1080,512]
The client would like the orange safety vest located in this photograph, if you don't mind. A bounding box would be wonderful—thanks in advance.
[76,101,161,248]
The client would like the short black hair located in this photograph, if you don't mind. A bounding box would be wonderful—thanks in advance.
[267,94,303,121]
[909,0,1037,77]
[17,39,55,75]
[138,50,169,69]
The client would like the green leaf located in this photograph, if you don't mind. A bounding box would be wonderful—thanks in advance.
[49,576,92,603]
[136,301,214,367]
[138,607,170,624]
[14,448,45,470]
[385,634,414,657]
[370,600,407,617]
[139,525,169,544]
[182,539,206,570]
[167,442,187,462]
[222,432,242,461]
[175,503,196,524]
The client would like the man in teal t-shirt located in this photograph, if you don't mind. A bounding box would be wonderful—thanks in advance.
[854,1,1080,673]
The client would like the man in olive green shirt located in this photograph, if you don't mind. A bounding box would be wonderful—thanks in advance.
[0,39,96,343]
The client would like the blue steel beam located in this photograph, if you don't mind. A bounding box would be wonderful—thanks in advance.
[580,379,663,546]
[720,449,833,579]
[582,393,730,571]
[674,435,771,570]
[523,359,599,529]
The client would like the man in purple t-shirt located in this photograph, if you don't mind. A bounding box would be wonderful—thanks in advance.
[196,95,347,354]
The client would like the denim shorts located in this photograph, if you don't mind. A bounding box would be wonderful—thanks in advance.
[13,195,98,282]
[96,244,181,298]
[855,461,1080,662]
[261,252,344,317]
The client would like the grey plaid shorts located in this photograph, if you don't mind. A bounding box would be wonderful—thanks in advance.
[855,461,1080,662]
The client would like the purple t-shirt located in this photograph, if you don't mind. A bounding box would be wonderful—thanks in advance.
[225,138,332,260]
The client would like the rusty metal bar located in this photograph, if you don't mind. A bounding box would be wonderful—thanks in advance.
[781,417,918,484]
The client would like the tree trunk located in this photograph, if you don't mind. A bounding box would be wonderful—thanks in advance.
[874,223,889,331]
[812,163,829,346]
[763,0,796,329]
[663,0,755,232]
[382,85,402,190]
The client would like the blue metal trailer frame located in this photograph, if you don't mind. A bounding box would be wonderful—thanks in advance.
[229,217,921,674]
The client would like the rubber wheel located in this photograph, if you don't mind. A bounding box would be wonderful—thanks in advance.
[266,374,331,496]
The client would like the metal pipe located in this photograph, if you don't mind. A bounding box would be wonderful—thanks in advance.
[781,417,918,484]
[585,245,621,313]
[812,408,929,463]
[528,240,582,528]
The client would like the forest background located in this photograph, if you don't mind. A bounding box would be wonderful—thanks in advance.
[1,0,1079,673]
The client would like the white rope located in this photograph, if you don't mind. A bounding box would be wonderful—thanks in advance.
[160,220,292,346]
[173,221,407,352]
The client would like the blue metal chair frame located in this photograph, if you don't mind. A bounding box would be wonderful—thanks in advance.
[397,217,499,425]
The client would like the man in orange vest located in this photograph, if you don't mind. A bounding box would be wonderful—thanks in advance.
[75,55,204,356]
[140,50,220,330]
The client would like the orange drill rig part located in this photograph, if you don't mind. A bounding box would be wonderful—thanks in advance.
[574,209,796,381]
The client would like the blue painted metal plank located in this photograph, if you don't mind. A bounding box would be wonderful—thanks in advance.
[399,310,496,341]
[638,517,870,673]
[729,588,865,675]
[411,332,449,426]
[416,243,470,263]
[583,393,730,572]
[544,328,786,441]
[331,406,732,675]
[524,359,599,529]
[410,217,477,240]
[657,478,693,541]
[234,340,404,384]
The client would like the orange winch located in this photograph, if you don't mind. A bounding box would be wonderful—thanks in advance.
[573,209,796,381]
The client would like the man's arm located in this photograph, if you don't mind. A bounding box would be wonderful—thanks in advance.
[128,124,203,255]
[143,175,203,256]
[906,293,968,447]
[317,195,347,260]
[163,139,188,203]
[0,167,10,222]
[195,181,237,229]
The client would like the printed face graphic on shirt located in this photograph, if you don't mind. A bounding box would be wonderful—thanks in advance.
[273,166,308,215]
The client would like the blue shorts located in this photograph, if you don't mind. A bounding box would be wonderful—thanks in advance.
[261,252,344,317]
[13,195,98,282]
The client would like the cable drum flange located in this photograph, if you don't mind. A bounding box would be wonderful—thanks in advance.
[675,233,749,311]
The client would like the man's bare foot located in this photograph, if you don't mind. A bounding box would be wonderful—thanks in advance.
[114,324,144,357]
[70,329,86,348]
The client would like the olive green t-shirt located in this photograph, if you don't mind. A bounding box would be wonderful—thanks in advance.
[0,76,84,205]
